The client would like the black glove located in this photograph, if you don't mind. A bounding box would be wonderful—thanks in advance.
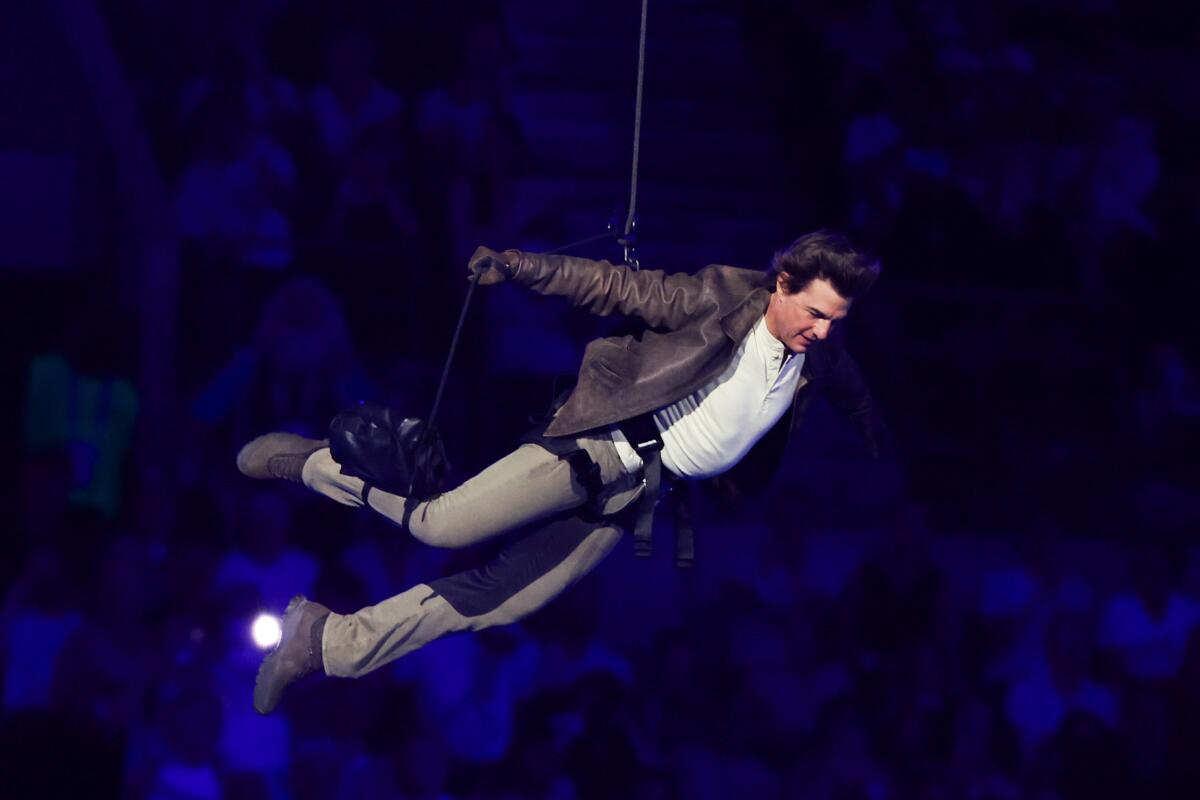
[467,246,520,285]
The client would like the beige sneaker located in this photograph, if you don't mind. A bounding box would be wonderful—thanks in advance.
[236,433,329,483]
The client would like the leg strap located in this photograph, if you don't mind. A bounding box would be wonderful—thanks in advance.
[517,419,605,503]
[563,447,605,501]
[361,482,421,534]
[669,477,695,568]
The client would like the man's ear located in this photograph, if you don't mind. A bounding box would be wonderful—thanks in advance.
[775,273,791,296]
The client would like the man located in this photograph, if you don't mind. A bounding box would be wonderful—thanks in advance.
[237,230,882,714]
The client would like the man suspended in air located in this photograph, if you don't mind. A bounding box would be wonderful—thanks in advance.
[238,231,882,714]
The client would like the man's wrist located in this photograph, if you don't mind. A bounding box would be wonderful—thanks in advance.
[501,249,522,279]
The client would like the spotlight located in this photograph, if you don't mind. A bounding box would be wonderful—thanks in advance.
[252,614,282,649]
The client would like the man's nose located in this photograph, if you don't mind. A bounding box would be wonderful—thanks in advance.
[812,320,832,340]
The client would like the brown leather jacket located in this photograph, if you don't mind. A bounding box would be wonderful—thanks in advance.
[507,251,880,474]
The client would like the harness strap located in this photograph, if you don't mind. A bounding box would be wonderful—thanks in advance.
[360,482,422,534]
[669,477,695,568]
[517,407,607,506]
[620,413,697,566]
[621,412,663,557]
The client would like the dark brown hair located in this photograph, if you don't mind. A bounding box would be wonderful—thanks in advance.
[770,230,881,298]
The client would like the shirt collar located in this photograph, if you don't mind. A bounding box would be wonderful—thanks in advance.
[751,313,805,385]
[752,314,786,361]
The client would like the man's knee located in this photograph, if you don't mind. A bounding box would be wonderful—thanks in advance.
[407,506,473,548]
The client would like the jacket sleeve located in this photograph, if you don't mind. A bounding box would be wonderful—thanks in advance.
[806,340,885,459]
[509,251,712,331]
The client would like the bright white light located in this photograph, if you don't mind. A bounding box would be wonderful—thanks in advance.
[252,614,282,649]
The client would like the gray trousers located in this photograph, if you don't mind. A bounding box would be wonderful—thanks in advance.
[301,435,641,678]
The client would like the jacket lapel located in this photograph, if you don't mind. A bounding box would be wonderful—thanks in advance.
[719,287,771,343]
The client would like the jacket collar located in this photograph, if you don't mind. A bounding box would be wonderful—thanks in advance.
[719,279,773,344]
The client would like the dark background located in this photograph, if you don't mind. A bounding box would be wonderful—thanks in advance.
[2,1,1199,798]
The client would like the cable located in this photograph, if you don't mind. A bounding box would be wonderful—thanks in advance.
[427,270,480,427]
[428,0,652,424]
[622,0,649,269]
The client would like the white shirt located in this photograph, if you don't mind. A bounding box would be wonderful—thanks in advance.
[612,315,804,479]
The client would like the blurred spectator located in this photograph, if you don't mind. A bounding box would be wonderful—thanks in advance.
[216,489,320,612]
[562,674,644,800]
[125,671,225,800]
[415,14,512,183]
[1004,613,1118,758]
[171,3,303,153]
[797,700,896,800]
[311,117,425,366]
[413,630,534,763]
[174,85,298,272]
[446,109,535,267]
[943,695,1021,800]
[307,27,403,174]
[843,106,908,239]
[524,582,635,696]
[1084,116,1160,241]
[340,513,449,608]
[1098,544,1200,683]
[1114,686,1174,794]
[1,545,82,712]
[192,275,373,445]
[323,125,418,245]
[51,536,157,736]
[978,515,1095,687]
[839,502,953,665]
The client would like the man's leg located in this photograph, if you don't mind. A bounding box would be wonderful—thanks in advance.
[251,432,635,712]
[301,436,628,549]
[255,512,624,711]
[322,513,623,678]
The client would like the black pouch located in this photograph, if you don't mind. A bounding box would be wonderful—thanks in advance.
[328,402,449,499]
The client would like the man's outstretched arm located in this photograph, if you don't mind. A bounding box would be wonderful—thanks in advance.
[469,246,712,331]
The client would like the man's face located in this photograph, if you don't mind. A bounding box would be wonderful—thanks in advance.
[764,276,852,354]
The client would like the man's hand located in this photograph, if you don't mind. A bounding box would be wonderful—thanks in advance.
[468,246,519,285]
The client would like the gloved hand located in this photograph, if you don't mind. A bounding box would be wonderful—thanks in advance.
[467,246,520,285]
